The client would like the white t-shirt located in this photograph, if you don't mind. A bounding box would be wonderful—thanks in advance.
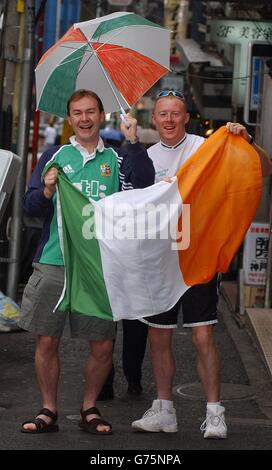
[148,133,205,183]
[44,126,57,145]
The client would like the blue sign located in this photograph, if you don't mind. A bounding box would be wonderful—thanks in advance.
[250,57,262,110]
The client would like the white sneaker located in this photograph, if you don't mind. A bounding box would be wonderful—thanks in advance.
[200,405,227,439]
[131,399,178,433]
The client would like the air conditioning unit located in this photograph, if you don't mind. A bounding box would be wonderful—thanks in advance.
[0,150,21,223]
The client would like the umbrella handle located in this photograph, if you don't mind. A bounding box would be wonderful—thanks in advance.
[120,107,130,128]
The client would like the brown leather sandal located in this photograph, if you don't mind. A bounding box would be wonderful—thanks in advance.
[78,407,112,435]
[21,408,59,433]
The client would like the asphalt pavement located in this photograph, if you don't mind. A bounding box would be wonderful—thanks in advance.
[1,292,272,459]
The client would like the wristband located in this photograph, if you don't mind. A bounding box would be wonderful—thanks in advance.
[128,137,139,144]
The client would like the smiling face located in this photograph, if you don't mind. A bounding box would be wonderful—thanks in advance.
[152,96,190,146]
[67,95,105,151]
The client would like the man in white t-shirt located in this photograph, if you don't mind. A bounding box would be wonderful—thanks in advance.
[148,125,204,183]
[132,90,272,439]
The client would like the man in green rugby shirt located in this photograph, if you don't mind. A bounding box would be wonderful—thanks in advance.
[19,90,154,435]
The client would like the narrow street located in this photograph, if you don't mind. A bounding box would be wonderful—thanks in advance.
[1,294,272,455]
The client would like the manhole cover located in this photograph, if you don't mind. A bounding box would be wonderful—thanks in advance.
[175,382,254,401]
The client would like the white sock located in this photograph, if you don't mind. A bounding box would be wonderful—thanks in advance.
[157,399,174,410]
[207,402,221,413]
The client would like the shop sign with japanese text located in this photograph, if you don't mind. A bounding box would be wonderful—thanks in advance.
[243,222,270,285]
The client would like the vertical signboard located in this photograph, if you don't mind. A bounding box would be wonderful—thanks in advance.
[243,222,269,285]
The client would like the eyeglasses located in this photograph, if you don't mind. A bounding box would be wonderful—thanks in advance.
[156,90,186,101]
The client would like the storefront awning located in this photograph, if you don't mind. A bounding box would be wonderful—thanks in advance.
[176,39,223,68]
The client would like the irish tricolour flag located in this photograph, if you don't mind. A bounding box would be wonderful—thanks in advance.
[53,127,261,321]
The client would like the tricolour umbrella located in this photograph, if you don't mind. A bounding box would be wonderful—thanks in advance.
[35,11,170,117]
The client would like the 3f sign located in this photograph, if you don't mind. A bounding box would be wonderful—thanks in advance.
[244,42,272,125]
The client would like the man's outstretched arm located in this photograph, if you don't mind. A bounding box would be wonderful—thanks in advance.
[226,122,272,177]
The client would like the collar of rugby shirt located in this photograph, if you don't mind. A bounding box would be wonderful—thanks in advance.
[69,135,105,165]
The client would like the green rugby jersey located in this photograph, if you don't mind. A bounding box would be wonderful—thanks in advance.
[23,137,155,267]
[40,143,119,265]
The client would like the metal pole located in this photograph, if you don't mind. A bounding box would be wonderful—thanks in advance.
[6,0,35,300]
[32,2,46,172]
[55,0,61,41]
[238,269,245,315]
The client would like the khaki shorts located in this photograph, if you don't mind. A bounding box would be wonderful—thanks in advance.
[19,263,116,341]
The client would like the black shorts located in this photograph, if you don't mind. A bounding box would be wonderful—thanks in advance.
[141,275,219,329]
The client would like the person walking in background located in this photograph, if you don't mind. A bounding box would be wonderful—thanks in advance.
[43,120,57,151]
[132,89,272,438]
[98,319,148,400]
[122,319,148,396]
[19,89,154,435]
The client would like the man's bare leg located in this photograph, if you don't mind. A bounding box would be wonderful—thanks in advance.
[191,325,220,402]
[131,326,177,433]
[82,339,113,433]
[148,327,175,400]
[22,335,60,431]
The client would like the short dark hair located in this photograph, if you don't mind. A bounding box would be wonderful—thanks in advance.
[67,89,104,115]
